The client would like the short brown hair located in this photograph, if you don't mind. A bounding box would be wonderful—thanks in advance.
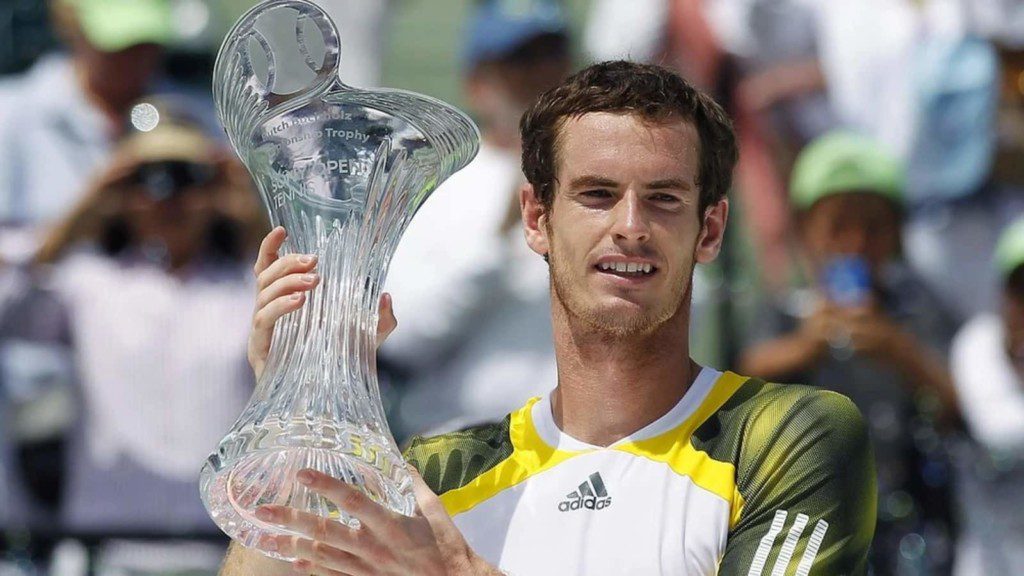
[520,60,738,217]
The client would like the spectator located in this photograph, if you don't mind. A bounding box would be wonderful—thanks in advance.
[2,100,263,575]
[948,218,1024,575]
[739,133,960,574]
[0,0,215,264]
[789,0,1021,322]
[381,0,571,436]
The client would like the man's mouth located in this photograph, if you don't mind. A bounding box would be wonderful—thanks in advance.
[595,261,657,277]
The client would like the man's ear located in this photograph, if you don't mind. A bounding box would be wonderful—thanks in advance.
[520,183,550,258]
[695,199,729,264]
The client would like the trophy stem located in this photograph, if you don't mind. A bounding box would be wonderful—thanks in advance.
[261,209,387,435]
[199,201,415,556]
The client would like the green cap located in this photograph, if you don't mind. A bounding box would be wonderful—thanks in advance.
[71,0,173,52]
[995,219,1024,278]
[790,132,905,211]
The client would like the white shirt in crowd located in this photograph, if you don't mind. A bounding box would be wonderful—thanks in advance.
[949,313,1024,576]
[382,142,556,434]
[46,249,255,532]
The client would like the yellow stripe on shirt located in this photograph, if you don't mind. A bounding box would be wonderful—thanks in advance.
[440,371,748,528]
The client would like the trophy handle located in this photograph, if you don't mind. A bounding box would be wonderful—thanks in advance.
[213,0,344,161]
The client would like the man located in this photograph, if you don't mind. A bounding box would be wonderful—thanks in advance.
[223,61,875,575]
[0,0,214,263]
[382,0,572,435]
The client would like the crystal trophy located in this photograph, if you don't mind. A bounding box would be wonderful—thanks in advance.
[199,0,479,558]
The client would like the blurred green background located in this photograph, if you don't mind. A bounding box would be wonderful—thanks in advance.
[2,0,591,108]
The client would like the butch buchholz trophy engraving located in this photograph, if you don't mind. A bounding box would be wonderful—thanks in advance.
[199,0,479,558]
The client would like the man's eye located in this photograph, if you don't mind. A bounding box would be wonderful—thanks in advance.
[650,193,681,204]
[582,189,612,198]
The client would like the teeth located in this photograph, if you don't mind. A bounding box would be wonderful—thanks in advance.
[598,262,654,274]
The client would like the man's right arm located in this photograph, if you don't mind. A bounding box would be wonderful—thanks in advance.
[220,542,292,576]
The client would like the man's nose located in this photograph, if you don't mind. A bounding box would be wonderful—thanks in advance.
[610,190,651,244]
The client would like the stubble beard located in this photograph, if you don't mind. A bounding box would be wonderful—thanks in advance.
[548,243,696,340]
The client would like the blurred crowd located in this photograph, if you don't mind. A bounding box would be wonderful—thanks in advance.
[0,0,1022,575]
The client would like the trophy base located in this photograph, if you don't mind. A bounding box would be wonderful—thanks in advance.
[199,427,414,560]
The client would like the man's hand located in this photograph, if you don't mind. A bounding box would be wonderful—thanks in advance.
[248,226,398,381]
[253,469,500,576]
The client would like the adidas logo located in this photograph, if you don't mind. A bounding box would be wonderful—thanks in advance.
[558,472,612,512]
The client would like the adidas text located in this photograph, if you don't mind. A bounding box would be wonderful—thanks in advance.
[558,472,612,512]
[558,496,612,512]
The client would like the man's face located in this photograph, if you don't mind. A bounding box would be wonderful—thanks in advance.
[523,112,727,337]
[800,192,902,277]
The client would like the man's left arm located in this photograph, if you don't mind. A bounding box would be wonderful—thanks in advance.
[718,390,877,576]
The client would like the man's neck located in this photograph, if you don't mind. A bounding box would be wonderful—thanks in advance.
[548,301,699,447]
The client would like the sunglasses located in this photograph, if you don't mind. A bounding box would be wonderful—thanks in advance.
[129,160,218,200]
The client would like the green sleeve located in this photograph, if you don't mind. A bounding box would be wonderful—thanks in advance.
[718,390,877,576]
[402,415,513,495]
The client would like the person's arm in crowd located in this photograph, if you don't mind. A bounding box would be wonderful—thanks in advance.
[839,305,961,423]
[739,302,834,380]
[32,156,136,265]
[741,301,960,423]
[718,390,876,575]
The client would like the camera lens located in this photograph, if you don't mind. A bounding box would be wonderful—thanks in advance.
[134,161,216,200]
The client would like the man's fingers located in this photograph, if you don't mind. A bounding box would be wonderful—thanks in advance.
[257,272,320,309]
[409,466,446,520]
[253,292,307,332]
[407,464,463,552]
[264,533,359,576]
[256,505,378,574]
[257,252,318,291]
[254,226,287,277]
[376,293,398,347]
[284,537,370,575]
[292,558,354,576]
[297,469,395,530]
[256,506,361,552]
